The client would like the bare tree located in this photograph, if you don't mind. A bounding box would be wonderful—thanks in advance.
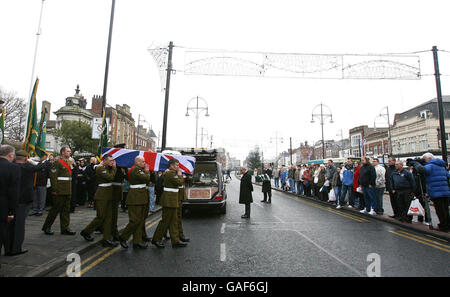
[0,87,27,142]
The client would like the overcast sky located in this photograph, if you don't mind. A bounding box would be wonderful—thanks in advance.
[1,0,450,161]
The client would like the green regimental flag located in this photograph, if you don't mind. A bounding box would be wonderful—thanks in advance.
[23,78,39,154]
[96,109,108,162]
[36,107,48,158]
[0,107,5,144]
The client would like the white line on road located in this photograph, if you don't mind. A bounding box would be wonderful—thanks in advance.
[220,243,226,262]
[221,223,226,234]
[254,202,264,208]
[293,230,363,277]
[273,215,284,223]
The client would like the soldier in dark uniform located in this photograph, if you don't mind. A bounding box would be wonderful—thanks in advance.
[176,174,190,242]
[111,167,125,241]
[80,154,118,247]
[42,146,76,235]
[118,156,150,249]
[151,159,187,248]
[142,171,156,242]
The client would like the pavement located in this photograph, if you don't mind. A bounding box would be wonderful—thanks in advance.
[0,203,161,277]
[263,179,450,241]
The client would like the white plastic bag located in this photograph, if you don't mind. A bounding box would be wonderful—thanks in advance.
[408,199,425,216]
[328,189,336,201]
[356,186,363,193]
[324,180,330,187]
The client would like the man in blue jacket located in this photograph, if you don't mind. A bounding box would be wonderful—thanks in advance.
[390,161,416,223]
[339,159,354,209]
[412,153,450,232]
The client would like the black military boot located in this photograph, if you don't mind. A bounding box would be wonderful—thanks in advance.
[80,230,94,242]
[151,240,165,248]
[42,227,54,235]
[118,236,128,249]
[172,241,188,248]
[61,230,76,236]
[102,239,119,247]
[133,242,148,249]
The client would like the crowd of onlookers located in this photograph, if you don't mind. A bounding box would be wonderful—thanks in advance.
[268,154,450,232]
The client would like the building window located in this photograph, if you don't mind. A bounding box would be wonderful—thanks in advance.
[419,135,427,151]
[373,145,378,155]
[352,149,360,157]
[351,134,361,147]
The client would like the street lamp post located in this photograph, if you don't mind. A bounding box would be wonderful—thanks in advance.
[136,114,148,150]
[185,96,209,148]
[311,103,333,159]
[270,131,283,167]
[374,106,393,155]
[336,129,344,158]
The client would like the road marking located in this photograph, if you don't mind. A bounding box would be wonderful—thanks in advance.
[293,230,363,276]
[396,230,450,248]
[221,223,226,234]
[389,230,450,253]
[273,215,284,223]
[424,234,450,243]
[254,202,264,208]
[60,216,161,277]
[220,243,226,262]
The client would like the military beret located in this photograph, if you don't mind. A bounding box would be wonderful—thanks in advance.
[16,150,29,157]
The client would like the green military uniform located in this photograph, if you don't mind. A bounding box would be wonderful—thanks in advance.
[82,165,117,240]
[142,171,157,240]
[120,166,150,244]
[111,168,125,239]
[176,175,189,239]
[152,169,183,245]
[42,158,72,232]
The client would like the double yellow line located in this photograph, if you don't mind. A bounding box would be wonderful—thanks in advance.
[389,229,450,253]
[59,215,161,277]
[284,194,369,223]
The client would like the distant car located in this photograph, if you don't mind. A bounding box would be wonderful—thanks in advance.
[180,149,228,215]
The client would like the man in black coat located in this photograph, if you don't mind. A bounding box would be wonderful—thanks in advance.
[358,156,377,215]
[84,157,97,208]
[5,150,51,256]
[0,145,21,263]
[390,161,416,223]
[261,164,272,203]
[30,156,51,216]
[385,157,400,219]
[239,167,253,218]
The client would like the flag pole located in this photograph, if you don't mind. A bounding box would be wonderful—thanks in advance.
[23,0,45,143]
[97,0,116,160]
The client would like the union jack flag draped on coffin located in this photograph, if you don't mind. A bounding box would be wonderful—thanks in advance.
[102,147,196,174]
